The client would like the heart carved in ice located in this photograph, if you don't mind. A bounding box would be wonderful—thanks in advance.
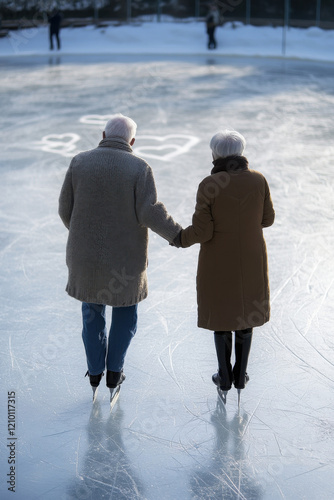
[36,133,81,157]
[79,114,115,126]
[134,135,200,162]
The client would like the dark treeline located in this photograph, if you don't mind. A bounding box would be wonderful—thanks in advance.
[1,0,333,24]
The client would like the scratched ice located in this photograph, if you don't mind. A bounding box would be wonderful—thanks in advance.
[0,54,334,500]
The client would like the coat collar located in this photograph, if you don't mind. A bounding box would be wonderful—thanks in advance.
[98,137,133,153]
[211,155,249,175]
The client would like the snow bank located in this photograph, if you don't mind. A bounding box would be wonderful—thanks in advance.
[0,21,333,62]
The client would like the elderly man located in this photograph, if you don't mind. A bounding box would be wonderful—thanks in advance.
[59,114,181,400]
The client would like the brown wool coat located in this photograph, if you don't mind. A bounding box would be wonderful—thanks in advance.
[181,157,275,331]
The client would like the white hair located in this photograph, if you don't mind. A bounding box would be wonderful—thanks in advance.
[210,130,246,160]
[104,114,137,143]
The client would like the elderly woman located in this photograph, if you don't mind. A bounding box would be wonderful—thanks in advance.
[175,130,275,403]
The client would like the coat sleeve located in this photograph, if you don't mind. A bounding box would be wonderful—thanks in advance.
[262,178,275,228]
[135,164,182,243]
[58,161,74,230]
[181,180,214,248]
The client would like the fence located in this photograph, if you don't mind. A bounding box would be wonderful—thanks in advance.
[91,0,332,28]
[1,0,333,30]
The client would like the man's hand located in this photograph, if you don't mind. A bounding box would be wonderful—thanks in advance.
[169,231,182,248]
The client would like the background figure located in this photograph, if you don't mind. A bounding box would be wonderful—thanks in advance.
[59,114,181,398]
[173,130,275,400]
[206,4,220,49]
[48,8,62,50]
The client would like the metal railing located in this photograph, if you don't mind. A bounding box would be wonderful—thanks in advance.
[89,0,331,28]
[1,1,332,32]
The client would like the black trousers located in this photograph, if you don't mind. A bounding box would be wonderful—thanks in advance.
[50,29,60,50]
[214,328,253,389]
[207,26,217,49]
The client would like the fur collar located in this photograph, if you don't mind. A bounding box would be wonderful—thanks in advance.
[211,155,249,174]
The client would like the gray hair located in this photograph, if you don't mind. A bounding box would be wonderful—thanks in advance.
[210,130,246,160]
[104,114,137,143]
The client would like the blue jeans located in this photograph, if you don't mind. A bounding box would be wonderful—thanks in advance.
[82,302,138,375]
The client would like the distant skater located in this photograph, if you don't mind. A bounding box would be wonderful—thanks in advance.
[48,8,62,50]
[59,114,181,401]
[171,130,275,404]
[206,4,220,49]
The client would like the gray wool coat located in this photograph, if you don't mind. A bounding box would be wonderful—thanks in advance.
[59,137,181,307]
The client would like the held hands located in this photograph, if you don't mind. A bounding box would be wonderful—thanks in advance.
[169,230,183,248]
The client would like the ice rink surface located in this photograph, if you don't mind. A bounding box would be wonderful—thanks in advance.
[0,53,334,499]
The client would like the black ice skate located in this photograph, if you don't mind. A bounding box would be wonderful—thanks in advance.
[85,371,104,402]
[213,332,233,404]
[233,329,253,409]
[236,373,250,409]
[106,370,126,411]
[212,372,230,404]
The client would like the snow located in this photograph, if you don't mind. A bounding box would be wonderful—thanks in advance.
[0,21,334,62]
[1,19,334,500]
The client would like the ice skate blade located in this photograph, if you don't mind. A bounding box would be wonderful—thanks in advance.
[92,386,98,403]
[237,389,241,410]
[217,387,228,404]
[110,385,121,412]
